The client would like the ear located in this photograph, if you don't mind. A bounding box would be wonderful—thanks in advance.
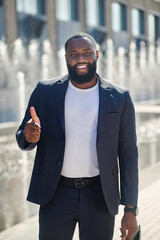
[96,50,99,59]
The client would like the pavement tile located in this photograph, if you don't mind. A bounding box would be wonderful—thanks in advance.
[114,179,160,239]
[0,162,160,240]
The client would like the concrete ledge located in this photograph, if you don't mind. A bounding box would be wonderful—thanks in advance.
[135,105,160,113]
[0,216,38,240]
[0,122,18,129]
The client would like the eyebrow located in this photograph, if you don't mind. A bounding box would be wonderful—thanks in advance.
[83,48,92,51]
[69,50,77,53]
[69,48,93,53]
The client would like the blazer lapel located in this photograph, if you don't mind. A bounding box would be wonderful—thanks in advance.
[56,75,69,132]
[97,76,113,141]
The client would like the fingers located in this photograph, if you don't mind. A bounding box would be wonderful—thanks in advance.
[121,213,138,240]
[126,227,134,240]
[24,120,41,143]
[30,107,38,122]
[24,107,41,143]
[30,107,40,126]
[120,227,127,240]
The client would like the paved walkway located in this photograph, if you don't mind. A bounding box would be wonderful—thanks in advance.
[0,162,160,240]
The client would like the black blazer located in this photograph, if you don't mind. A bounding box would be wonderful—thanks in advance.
[16,74,138,216]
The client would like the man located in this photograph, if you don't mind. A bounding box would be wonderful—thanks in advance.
[16,32,138,240]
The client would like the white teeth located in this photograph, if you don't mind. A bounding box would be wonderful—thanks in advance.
[77,65,86,69]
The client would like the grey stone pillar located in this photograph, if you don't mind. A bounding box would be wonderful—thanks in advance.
[127,1,133,44]
[4,0,18,47]
[106,0,112,39]
[46,0,57,52]
[46,0,58,72]
[78,0,86,32]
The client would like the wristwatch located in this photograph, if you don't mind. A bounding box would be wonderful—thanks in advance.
[124,207,139,216]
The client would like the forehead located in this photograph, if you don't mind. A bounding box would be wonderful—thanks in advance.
[66,37,96,52]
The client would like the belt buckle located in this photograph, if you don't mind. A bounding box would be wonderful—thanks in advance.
[75,179,84,188]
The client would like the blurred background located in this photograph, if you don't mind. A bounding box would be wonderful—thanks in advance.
[0,0,160,235]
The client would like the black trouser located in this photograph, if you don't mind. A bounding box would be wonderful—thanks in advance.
[39,177,115,240]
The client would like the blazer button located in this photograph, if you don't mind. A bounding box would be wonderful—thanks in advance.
[57,161,62,166]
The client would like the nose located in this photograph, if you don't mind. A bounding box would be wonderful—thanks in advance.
[77,53,86,61]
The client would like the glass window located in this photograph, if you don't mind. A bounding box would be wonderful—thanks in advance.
[37,0,45,14]
[121,4,127,31]
[148,14,159,41]
[99,0,105,26]
[139,10,145,35]
[86,0,105,27]
[86,0,98,26]
[131,8,145,36]
[17,0,38,15]
[0,0,4,38]
[112,2,121,32]
[112,2,127,32]
[56,0,71,21]
[155,16,159,41]
[17,0,46,40]
[16,0,45,15]
[148,14,155,40]
[131,8,139,36]
[56,0,78,21]
[0,0,3,7]
[71,0,78,21]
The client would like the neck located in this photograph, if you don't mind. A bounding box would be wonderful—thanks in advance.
[70,76,97,89]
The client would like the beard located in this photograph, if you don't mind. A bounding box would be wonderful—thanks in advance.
[67,60,97,84]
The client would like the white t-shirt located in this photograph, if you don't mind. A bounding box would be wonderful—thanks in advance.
[61,80,100,178]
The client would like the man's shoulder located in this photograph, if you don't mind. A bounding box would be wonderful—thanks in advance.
[99,75,128,94]
[38,74,69,87]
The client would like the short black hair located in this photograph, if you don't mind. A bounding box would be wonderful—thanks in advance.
[65,32,97,51]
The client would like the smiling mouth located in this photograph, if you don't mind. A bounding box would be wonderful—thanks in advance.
[75,64,89,73]
[77,65,86,69]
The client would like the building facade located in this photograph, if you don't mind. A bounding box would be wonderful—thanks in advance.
[0,0,160,50]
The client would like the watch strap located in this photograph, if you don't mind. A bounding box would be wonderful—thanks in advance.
[124,207,138,216]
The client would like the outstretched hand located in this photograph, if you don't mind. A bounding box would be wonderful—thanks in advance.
[120,212,138,240]
[24,107,41,143]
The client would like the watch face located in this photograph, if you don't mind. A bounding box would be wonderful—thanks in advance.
[135,207,139,216]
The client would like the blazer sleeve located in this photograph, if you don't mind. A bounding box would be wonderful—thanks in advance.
[118,91,138,207]
[16,83,40,151]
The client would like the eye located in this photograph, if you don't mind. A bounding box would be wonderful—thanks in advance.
[70,53,77,58]
[84,51,92,56]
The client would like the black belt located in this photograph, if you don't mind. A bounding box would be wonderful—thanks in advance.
[59,175,100,189]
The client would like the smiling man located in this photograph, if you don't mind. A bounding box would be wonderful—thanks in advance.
[16,32,139,240]
[65,35,98,87]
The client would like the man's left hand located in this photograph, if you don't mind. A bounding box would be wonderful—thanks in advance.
[120,212,138,240]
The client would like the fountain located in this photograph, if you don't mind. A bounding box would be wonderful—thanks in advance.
[0,38,160,232]
[0,38,160,122]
